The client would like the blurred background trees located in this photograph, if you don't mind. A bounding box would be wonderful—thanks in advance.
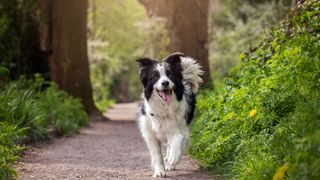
[139,0,211,83]
[1,0,304,178]
[0,0,291,110]
[49,0,98,114]
[87,0,150,106]
[87,0,291,106]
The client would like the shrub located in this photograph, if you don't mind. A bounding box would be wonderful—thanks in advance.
[0,74,88,178]
[37,83,88,135]
[190,0,320,179]
[0,77,48,141]
[0,123,26,178]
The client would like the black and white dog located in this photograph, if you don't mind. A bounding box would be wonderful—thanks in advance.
[136,52,203,177]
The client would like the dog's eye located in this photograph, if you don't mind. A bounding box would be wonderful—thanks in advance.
[166,70,173,77]
[150,72,159,80]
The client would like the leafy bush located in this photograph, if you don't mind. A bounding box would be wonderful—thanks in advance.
[0,123,26,178]
[37,83,88,135]
[209,0,291,79]
[190,0,320,179]
[0,74,88,178]
[0,77,48,141]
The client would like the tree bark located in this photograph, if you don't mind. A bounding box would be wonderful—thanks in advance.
[37,0,52,54]
[140,0,210,84]
[49,0,99,115]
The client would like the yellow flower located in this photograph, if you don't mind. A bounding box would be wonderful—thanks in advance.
[249,109,257,117]
[273,165,289,180]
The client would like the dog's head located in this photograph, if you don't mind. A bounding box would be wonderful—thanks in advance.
[137,52,184,104]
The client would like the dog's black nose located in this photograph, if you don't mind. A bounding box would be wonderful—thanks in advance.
[161,80,169,87]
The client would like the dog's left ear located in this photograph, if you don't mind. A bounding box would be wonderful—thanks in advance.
[136,58,155,68]
[163,52,184,66]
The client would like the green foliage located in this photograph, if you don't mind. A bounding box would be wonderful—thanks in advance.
[0,0,48,79]
[1,77,48,141]
[88,0,168,105]
[190,0,320,179]
[210,0,291,79]
[0,75,88,178]
[88,0,146,105]
[37,83,88,135]
[0,123,26,178]
[287,101,320,179]
[0,66,9,75]
[95,98,115,112]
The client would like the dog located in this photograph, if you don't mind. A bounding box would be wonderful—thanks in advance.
[136,52,203,177]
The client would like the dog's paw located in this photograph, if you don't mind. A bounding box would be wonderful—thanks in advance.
[153,168,166,178]
[167,149,181,167]
[165,163,175,171]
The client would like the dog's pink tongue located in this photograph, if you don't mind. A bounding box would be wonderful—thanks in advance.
[163,92,172,104]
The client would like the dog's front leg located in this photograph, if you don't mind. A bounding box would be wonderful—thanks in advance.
[166,133,184,170]
[164,145,175,171]
[144,134,165,177]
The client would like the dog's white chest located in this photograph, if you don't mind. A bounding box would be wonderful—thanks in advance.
[146,102,187,143]
[137,91,190,146]
[149,116,178,142]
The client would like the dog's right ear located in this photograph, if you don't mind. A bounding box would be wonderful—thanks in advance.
[136,58,156,67]
[136,58,157,88]
[163,52,184,66]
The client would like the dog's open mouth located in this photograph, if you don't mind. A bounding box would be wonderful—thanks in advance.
[156,89,172,103]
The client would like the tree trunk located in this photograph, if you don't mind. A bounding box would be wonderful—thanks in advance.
[140,0,210,84]
[37,0,52,54]
[49,0,99,115]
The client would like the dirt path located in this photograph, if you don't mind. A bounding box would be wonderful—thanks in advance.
[15,103,213,179]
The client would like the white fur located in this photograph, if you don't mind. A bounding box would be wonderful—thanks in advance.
[180,57,204,93]
[155,64,174,91]
[139,92,188,177]
[138,57,202,177]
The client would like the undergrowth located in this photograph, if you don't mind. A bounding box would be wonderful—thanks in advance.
[0,74,88,178]
[190,0,320,179]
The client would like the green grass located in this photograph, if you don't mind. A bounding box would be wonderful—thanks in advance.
[0,122,26,178]
[190,0,320,179]
[0,74,88,178]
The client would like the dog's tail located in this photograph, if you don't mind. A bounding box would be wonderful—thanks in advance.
[180,57,203,93]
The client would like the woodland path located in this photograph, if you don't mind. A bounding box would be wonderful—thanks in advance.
[15,103,213,180]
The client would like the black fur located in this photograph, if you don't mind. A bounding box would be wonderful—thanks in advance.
[136,58,159,100]
[163,52,184,101]
[184,82,196,124]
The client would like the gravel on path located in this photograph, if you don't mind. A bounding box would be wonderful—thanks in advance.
[15,103,213,180]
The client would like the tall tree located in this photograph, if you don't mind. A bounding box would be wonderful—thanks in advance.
[140,0,210,83]
[49,0,99,115]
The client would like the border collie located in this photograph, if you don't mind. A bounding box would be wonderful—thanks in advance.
[136,52,203,177]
